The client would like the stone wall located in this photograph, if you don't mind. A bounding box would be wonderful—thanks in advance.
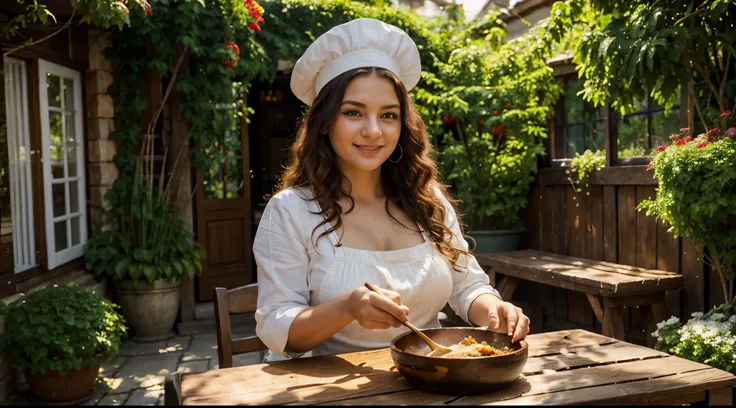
[86,28,118,235]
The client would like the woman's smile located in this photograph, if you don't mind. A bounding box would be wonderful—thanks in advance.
[354,144,384,156]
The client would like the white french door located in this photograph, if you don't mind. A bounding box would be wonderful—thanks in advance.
[38,59,87,269]
[3,57,37,273]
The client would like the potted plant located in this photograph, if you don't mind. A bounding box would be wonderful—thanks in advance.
[0,284,127,405]
[84,131,205,342]
[638,122,736,302]
[413,11,560,252]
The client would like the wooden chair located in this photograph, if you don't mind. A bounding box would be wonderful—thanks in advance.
[213,283,267,369]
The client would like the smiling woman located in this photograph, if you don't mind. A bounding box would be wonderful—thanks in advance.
[253,18,530,363]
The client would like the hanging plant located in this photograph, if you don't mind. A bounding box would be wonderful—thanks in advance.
[566,149,606,204]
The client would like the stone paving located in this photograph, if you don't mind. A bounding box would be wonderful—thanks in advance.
[6,316,264,406]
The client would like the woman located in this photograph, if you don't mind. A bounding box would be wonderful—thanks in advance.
[254,18,530,361]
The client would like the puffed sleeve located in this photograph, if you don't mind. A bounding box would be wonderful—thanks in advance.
[253,191,311,358]
[436,186,503,325]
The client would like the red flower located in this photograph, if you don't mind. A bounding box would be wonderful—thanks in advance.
[505,103,512,109]
[250,7,261,18]
[718,110,732,119]
[669,133,680,141]
[245,0,254,5]
[143,1,152,16]
[646,162,654,172]
[249,22,261,31]
[442,116,455,125]
[705,128,721,139]
[256,15,264,23]
[674,136,691,146]
[656,145,666,153]
[726,128,736,138]
[226,41,240,56]
[679,127,690,133]
[224,59,235,68]
[697,141,709,149]
[493,111,499,116]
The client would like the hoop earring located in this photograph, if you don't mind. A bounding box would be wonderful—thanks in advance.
[389,144,403,163]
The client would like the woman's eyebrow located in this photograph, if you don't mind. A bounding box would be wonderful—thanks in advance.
[341,100,400,110]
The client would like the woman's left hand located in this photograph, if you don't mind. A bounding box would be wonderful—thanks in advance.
[486,300,530,343]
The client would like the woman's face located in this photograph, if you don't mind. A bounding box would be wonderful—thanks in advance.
[328,74,402,174]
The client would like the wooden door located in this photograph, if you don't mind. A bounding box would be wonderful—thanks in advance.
[195,101,252,301]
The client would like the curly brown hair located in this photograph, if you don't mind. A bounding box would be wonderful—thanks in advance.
[278,67,469,268]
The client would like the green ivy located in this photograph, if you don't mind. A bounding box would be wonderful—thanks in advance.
[0,284,127,376]
[566,149,606,202]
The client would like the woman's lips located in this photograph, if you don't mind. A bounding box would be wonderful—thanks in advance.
[354,144,383,157]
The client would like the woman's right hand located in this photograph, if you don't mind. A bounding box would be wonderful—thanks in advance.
[346,286,410,330]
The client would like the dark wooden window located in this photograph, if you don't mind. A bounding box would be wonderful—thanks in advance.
[550,68,683,166]
[616,91,681,161]
[553,76,606,159]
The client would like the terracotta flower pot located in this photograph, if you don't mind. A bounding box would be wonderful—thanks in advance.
[24,356,102,405]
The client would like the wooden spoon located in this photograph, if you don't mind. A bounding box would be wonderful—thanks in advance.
[364,282,453,357]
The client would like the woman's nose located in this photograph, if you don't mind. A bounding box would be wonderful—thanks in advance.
[362,116,382,138]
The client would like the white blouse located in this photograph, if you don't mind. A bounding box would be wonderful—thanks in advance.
[253,186,502,361]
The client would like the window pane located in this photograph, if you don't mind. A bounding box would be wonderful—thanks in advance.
[566,124,585,157]
[70,216,80,246]
[51,144,64,179]
[64,112,75,144]
[54,220,67,252]
[52,183,66,217]
[63,78,74,113]
[585,119,606,152]
[564,79,584,124]
[618,113,649,158]
[69,181,79,213]
[46,74,61,107]
[225,155,244,199]
[651,108,680,149]
[49,111,63,145]
[66,143,77,177]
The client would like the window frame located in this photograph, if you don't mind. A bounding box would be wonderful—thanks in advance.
[548,61,690,169]
[37,59,87,270]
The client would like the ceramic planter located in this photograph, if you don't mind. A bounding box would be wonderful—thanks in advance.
[24,356,102,405]
[115,278,181,342]
[466,229,523,253]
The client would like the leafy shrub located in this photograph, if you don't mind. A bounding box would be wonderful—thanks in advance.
[0,284,127,375]
[638,127,736,301]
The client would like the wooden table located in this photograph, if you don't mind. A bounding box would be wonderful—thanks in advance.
[165,329,735,405]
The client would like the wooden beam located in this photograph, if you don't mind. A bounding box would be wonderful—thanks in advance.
[539,166,657,186]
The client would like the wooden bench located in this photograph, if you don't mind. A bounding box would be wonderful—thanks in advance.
[475,250,684,343]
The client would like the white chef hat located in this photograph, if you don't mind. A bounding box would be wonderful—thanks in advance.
[290,18,422,106]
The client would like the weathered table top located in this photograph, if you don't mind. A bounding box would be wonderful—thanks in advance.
[175,330,735,405]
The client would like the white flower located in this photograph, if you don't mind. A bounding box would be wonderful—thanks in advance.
[708,313,726,322]
[692,312,704,318]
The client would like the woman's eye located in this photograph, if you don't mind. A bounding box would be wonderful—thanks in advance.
[383,112,399,119]
[344,110,361,117]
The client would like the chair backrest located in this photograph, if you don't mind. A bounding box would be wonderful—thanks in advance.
[213,283,267,369]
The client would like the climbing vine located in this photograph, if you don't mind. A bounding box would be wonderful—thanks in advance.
[105,0,269,205]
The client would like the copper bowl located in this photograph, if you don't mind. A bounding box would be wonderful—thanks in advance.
[389,327,528,394]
